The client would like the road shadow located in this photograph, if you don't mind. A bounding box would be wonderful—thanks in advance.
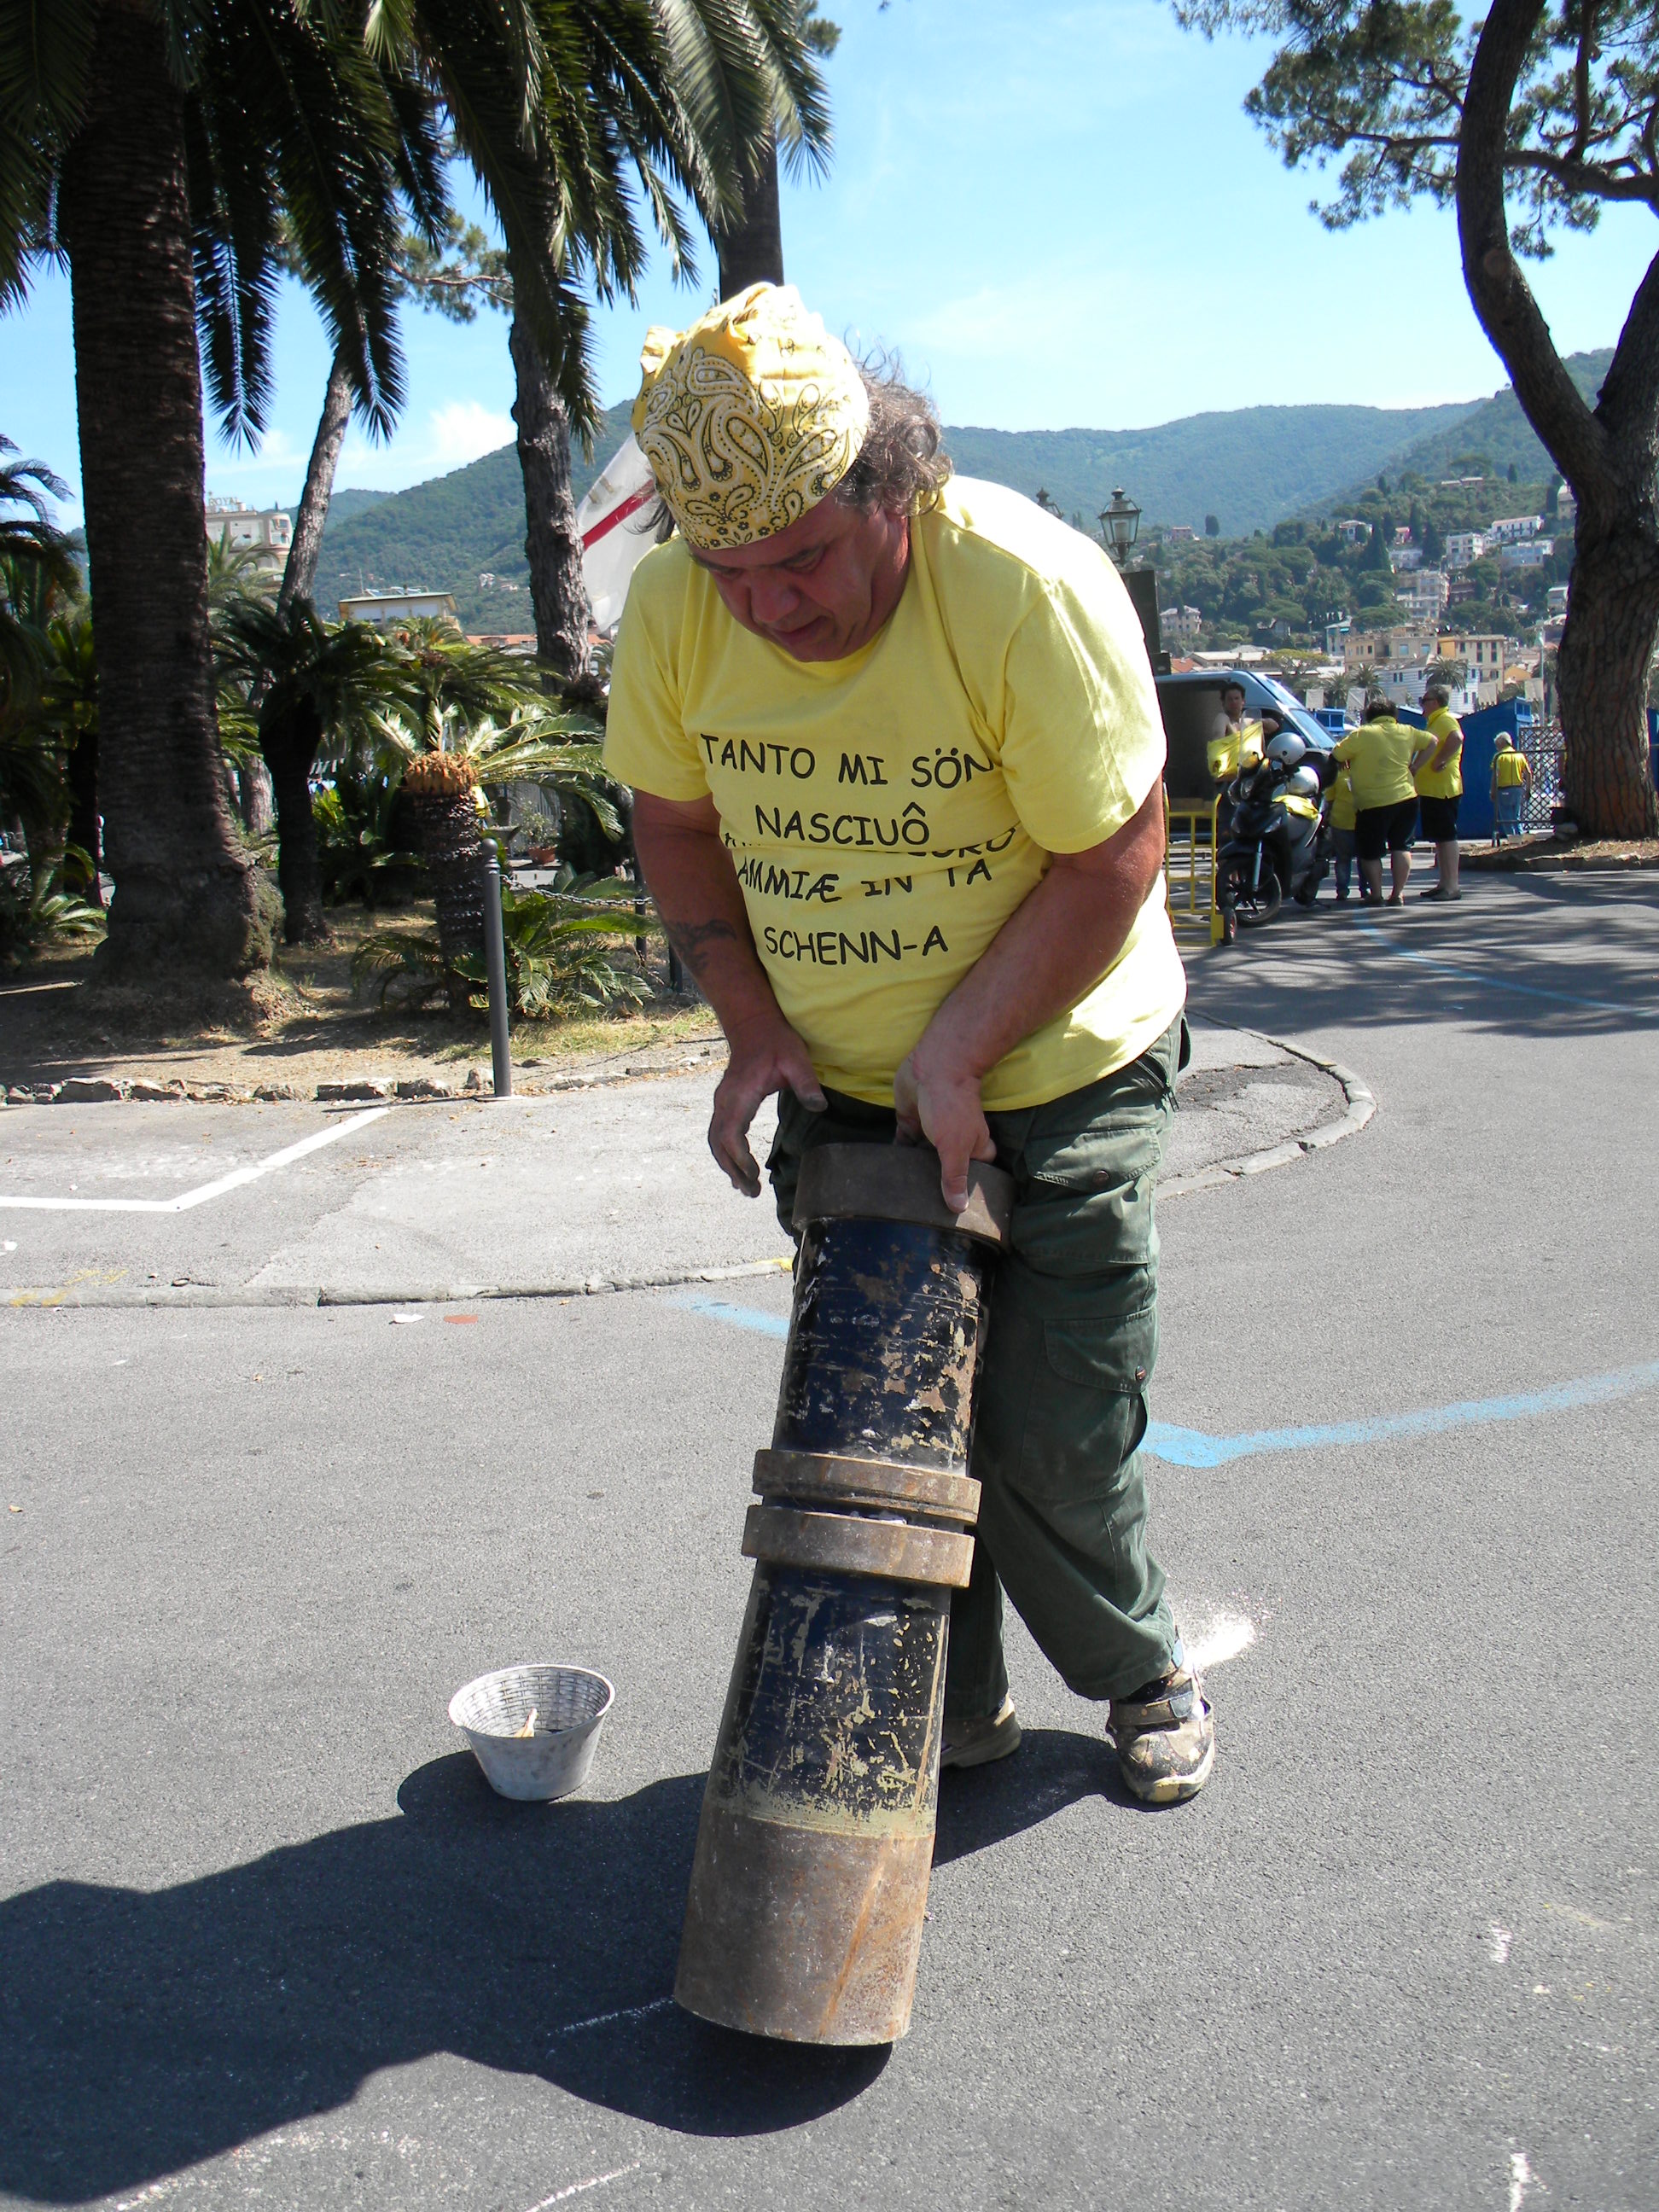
[1186,873,1659,1044]
[0,1738,1112,2205]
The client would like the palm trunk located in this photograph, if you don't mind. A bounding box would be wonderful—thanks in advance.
[281,348,354,618]
[1555,527,1659,837]
[715,131,784,300]
[408,789,489,1012]
[507,299,589,684]
[67,726,102,906]
[261,719,329,945]
[55,3,267,985]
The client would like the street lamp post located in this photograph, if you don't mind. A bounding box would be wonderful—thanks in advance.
[1098,486,1141,568]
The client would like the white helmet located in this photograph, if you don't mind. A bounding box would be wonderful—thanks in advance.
[1265,731,1307,768]
[1286,764,1321,799]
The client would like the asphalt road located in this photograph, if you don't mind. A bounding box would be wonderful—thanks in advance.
[2,876,1654,2211]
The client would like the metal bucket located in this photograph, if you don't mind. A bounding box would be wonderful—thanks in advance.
[449,1663,614,1802]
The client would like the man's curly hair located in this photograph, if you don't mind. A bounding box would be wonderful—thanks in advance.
[835,357,952,518]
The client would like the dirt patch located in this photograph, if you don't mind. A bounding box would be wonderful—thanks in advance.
[1463,834,1659,872]
[1,905,720,1098]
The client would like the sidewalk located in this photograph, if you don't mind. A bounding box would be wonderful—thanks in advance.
[1,1022,1357,1309]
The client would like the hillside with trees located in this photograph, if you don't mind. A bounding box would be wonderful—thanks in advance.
[304,352,1613,641]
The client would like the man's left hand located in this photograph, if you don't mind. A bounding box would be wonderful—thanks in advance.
[893,1048,998,1214]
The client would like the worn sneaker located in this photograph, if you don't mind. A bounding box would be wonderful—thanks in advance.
[941,1697,1022,1770]
[1109,1668,1214,1804]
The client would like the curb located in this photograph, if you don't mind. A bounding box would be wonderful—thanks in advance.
[1160,1035,1375,1201]
[5,1254,794,1313]
[2,1041,730,1111]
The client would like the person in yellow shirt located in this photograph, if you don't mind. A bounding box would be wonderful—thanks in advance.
[1491,731,1534,841]
[1415,683,1464,901]
[1331,696,1433,905]
[1207,680,1264,784]
[606,285,1212,1804]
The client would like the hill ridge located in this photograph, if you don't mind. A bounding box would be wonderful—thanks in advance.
[308,352,1612,630]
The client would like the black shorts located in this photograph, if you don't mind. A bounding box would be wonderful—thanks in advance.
[1355,798,1419,860]
[1418,794,1460,841]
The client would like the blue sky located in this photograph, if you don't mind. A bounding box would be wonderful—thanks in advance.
[5,0,1652,527]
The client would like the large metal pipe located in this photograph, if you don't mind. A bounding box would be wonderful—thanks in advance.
[675,1142,1014,2046]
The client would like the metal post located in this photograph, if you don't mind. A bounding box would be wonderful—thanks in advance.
[484,849,511,1098]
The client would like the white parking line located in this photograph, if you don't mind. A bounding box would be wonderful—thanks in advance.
[0,1108,390,1214]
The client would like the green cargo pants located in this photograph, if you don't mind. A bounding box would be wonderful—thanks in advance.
[767,1014,1187,1717]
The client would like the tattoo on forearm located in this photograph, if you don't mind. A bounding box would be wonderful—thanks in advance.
[662,916,742,976]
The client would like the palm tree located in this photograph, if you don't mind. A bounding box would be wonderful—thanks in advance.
[360,4,832,683]
[0,0,573,991]
[713,2,840,300]
[218,601,413,943]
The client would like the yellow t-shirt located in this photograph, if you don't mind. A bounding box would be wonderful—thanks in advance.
[604,476,1186,1109]
[1333,718,1423,812]
[1416,707,1464,799]
[1327,765,1358,833]
[1208,718,1263,783]
[1493,748,1530,788]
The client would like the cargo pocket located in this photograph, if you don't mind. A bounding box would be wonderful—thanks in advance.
[1011,1295,1158,1505]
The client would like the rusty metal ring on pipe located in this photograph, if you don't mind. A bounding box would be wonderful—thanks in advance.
[752,1447,981,1526]
[742,1504,975,1590]
[793,1144,1015,1247]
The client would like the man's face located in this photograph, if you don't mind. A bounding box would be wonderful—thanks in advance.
[689,495,911,661]
[1222,687,1245,719]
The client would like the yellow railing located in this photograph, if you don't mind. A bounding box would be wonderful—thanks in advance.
[1163,790,1224,945]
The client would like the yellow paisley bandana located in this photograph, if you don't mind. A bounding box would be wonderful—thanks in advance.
[631,284,870,550]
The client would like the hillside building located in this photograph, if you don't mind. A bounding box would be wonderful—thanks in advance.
[1396,569,1449,620]
[1336,518,1370,545]
[338,589,458,626]
[1167,525,1196,543]
[1159,604,1203,643]
[1499,539,1554,571]
[1442,530,1487,570]
[1342,626,1436,674]
[205,497,291,575]
[1488,514,1545,544]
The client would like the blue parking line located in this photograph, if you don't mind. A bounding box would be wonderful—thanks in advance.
[669,1293,789,1339]
[672,1295,1659,1474]
[1356,921,1649,1016]
[1144,1359,1659,1468]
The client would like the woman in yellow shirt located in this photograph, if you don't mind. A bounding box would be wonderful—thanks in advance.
[1415,683,1464,900]
[1331,696,1432,905]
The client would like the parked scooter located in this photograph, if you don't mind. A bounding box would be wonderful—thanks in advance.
[1215,731,1329,938]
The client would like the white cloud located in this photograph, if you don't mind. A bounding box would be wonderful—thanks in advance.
[428,399,515,469]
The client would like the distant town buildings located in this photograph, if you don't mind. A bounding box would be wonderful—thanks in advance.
[204,496,291,575]
[1159,604,1203,643]
[1487,513,1545,544]
[1546,584,1569,616]
[1167,525,1196,544]
[1499,539,1554,571]
[338,589,458,626]
[1336,518,1370,545]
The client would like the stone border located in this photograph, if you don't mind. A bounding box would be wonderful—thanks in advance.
[3,1046,729,1108]
[1161,1034,1375,1201]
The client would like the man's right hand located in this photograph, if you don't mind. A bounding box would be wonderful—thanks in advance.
[708,1015,827,1197]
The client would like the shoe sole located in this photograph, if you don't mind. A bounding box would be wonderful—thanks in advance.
[940,1716,1023,1770]
[1117,1732,1216,1806]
